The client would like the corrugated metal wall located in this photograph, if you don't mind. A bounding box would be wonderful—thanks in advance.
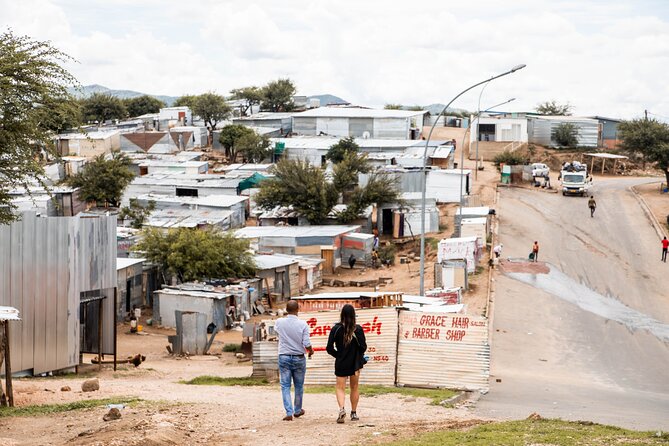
[397,311,489,391]
[374,118,408,139]
[0,213,117,375]
[292,117,317,135]
[301,307,399,386]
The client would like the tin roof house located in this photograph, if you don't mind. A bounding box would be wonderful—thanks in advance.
[528,116,600,148]
[292,108,427,139]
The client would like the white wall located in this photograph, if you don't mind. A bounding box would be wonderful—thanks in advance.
[470,117,528,144]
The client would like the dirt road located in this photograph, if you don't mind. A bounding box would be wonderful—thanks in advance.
[0,328,485,445]
[475,176,669,431]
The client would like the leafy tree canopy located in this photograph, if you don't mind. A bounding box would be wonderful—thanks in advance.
[124,95,165,117]
[133,227,256,282]
[237,132,271,163]
[619,118,669,183]
[261,78,296,112]
[384,104,403,110]
[218,124,255,162]
[230,86,263,116]
[535,100,572,116]
[255,159,339,224]
[173,95,197,108]
[67,152,135,207]
[325,136,360,164]
[0,30,78,223]
[80,92,127,123]
[119,198,156,229]
[192,93,232,144]
[554,122,578,147]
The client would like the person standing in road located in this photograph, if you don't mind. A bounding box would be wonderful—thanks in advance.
[662,236,669,262]
[326,304,367,424]
[274,300,314,421]
[588,195,597,218]
[493,244,503,258]
[532,241,539,262]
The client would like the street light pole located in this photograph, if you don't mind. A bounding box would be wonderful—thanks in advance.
[418,64,525,295]
[459,97,516,207]
[474,82,490,180]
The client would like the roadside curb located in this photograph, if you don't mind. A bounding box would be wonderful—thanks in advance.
[442,390,471,407]
[630,183,667,239]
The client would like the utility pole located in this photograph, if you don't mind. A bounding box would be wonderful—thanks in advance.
[645,109,648,120]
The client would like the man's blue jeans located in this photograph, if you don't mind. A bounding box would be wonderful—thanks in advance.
[278,354,306,416]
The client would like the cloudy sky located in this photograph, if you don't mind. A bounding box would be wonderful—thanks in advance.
[3,0,669,119]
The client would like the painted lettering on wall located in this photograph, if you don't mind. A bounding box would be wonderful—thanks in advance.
[306,316,383,337]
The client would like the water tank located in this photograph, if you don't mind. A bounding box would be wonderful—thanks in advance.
[308,98,321,108]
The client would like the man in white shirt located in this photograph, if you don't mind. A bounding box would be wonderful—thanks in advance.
[274,300,314,421]
[493,244,503,258]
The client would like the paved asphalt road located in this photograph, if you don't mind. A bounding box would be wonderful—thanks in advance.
[474,177,669,431]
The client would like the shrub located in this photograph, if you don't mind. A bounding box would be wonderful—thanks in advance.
[377,244,396,265]
[493,150,526,171]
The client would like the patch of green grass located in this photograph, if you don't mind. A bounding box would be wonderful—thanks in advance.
[386,418,669,446]
[0,397,141,418]
[179,375,270,386]
[304,385,457,406]
[426,237,439,250]
[222,343,241,353]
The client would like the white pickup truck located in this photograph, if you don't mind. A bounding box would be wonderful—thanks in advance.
[559,161,591,196]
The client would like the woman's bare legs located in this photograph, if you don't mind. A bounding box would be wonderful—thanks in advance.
[336,376,347,409]
[350,371,360,412]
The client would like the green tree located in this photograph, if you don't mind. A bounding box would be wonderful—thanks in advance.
[492,150,527,171]
[325,136,360,164]
[0,30,78,223]
[230,86,263,116]
[255,159,338,224]
[67,152,135,207]
[124,95,165,117]
[619,118,669,181]
[80,92,127,123]
[261,78,296,112]
[335,172,400,223]
[332,151,371,195]
[535,100,572,116]
[384,104,403,110]
[133,227,256,282]
[37,95,82,134]
[554,122,578,147]
[192,93,232,145]
[119,198,156,229]
[173,95,197,108]
[237,132,272,163]
[407,105,424,112]
[256,150,399,224]
[218,124,255,162]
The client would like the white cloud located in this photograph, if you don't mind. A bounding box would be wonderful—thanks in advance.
[2,0,669,119]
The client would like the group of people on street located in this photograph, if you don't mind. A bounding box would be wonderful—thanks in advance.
[274,301,367,423]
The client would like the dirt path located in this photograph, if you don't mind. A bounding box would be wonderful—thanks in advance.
[0,329,487,446]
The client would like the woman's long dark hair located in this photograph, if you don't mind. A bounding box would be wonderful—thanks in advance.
[340,304,356,346]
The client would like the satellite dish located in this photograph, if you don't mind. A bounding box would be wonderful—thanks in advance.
[362,131,370,139]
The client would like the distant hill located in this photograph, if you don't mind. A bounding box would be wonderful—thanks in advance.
[70,85,347,109]
[308,94,348,106]
[68,84,179,106]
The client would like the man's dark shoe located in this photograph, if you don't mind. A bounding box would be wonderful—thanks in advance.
[283,415,293,421]
[294,409,305,418]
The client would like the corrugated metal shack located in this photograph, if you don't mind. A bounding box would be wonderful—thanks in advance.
[236,225,360,272]
[454,206,490,237]
[0,213,117,375]
[254,255,300,301]
[528,116,599,148]
[360,168,471,204]
[116,258,145,321]
[252,299,488,390]
[291,108,426,139]
[437,236,482,273]
[123,173,245,204]
[376,192,440,237]
[341,233,375,266]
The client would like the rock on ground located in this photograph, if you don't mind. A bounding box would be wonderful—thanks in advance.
[81,378,99,392]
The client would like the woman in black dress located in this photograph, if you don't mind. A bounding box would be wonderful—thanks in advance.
[326,304,367,423]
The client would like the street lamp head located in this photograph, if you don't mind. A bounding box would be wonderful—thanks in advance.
[508,98,516,102]
[510,64,527,72]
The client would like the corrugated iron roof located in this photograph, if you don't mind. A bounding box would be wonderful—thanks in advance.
[116,257,145,271]
[294,108,426,119]
[237,225,360,239]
